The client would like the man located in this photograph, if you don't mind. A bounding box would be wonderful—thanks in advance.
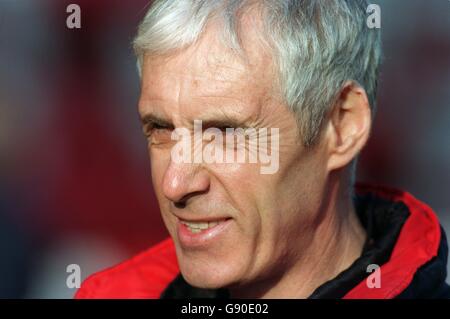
[76,0,450,298]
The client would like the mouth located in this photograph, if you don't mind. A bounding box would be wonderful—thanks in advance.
[176,217,233,248]
[180,219,228,233]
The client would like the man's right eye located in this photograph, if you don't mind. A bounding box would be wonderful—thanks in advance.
[143,123,173,144]
[143,123,165,135]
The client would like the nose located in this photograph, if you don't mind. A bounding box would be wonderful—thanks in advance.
[162,161,210,206]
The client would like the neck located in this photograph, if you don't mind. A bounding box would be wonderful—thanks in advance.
[230,180,367,299]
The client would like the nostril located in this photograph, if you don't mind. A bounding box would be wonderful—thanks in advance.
[172,190,208,209]
[174,201,186,209]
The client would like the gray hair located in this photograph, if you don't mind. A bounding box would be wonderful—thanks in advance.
[133,0,382,146]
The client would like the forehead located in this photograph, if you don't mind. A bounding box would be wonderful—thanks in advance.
[139,18,278,123]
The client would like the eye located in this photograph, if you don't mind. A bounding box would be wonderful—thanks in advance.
[142,123,174,147]
[216,126,236,135]
[152,123,169,131]
[143,123,169,137]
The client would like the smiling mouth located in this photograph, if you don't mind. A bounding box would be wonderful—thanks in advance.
[180,218,230,233]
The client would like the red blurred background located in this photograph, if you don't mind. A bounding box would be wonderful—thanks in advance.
[0,0,449,298]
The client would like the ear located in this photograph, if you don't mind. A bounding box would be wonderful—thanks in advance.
[325,81,372,172]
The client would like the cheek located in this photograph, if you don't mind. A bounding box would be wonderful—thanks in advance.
[211,163,275,241]
[261,153,327,248]
[149,149,175,231]
[211,162,262,210]
[149,149,170,194]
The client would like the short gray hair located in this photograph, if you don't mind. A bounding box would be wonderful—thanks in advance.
[133,0,382,146]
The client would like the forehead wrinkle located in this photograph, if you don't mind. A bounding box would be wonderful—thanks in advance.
[141,60,275,130]
[143,62,249,107]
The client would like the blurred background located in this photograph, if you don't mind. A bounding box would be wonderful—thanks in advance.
[0,0,449,298]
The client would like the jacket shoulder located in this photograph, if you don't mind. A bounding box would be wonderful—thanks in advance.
[75,238,179,299]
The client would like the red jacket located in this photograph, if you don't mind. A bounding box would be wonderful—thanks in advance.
[75,184,450,299]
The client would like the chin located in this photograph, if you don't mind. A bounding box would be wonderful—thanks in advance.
[178,253,245,289]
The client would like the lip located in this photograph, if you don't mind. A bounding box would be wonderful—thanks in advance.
[176,217,233,248]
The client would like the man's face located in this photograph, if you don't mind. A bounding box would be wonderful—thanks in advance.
[138,22,330,290]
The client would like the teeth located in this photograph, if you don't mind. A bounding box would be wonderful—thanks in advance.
[196,222,209,229]
[181,220,224,233]
[208,222,218,228]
